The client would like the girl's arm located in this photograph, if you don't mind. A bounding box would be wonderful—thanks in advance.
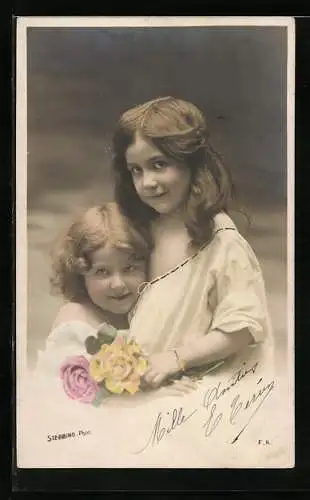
[176,327,253,370]
[51,302,90,329]
[143,328,253,388]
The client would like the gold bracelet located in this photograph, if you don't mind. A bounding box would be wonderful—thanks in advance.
[173,348,186,372]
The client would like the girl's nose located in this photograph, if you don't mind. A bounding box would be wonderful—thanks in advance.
[142,171,158,189]
[109,273,127,293]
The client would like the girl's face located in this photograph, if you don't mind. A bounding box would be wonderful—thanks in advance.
[125,133,191,215]
[84,244,146,315]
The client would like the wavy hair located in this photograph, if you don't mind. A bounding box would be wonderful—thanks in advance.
[112,96,237,247]
[50,202,151,302]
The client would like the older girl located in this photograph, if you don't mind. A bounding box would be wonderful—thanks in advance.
[112,96,273,389]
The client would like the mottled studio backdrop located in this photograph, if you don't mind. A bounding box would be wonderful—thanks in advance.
[26,26,288,372]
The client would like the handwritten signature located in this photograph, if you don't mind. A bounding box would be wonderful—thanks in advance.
[134,406,197,453]
[135,360,275,452]
[202,376,275,443]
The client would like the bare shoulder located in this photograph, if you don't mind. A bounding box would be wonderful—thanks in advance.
[52,302,89,329]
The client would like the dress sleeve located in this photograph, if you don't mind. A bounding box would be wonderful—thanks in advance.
[210,233,272,343]
[34,321,95,379]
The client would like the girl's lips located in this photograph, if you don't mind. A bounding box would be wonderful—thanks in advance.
[146,192,168,200]
[110,293,132,301]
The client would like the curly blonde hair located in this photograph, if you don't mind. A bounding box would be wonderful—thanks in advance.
[50,201,151,302]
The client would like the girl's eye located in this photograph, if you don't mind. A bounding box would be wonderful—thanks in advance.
[128,165,142,176]
[94,268,110,277]
[123,264,136,273]
[153,160,168,170]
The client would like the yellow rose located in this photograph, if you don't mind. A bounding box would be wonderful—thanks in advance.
[89,336,148,395]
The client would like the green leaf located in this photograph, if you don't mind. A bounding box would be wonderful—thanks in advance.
[91,386,111,407]
[85,336,101,355]
[97,322,118,345]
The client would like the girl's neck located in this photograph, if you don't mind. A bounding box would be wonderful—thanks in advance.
[83,299,129,330]
[153,209,186,230]
[102,310,129,330]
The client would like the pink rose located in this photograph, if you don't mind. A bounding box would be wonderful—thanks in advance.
[60,355,98,403]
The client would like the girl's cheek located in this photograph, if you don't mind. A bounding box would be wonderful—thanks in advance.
[95,280,109,293]
[128,272,147,291]
[133,178,142,193]
[86,279,108,296]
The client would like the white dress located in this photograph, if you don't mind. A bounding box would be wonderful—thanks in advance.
[20,213,291,468]
[127,212,274,375]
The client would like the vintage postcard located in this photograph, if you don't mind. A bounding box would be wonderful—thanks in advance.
[15,16,295,469]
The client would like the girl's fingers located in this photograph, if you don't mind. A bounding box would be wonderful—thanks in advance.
[171,379,198,393]
[143,366,152,375]
[171,386,194,394]
[144,368,199,393]
[177,377,198,389]
[143,370,162,386]
[143,369,156,381]
[160,386,190,397]
[150,373,164,388]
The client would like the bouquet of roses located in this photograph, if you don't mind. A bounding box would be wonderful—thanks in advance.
[59,324,148,406]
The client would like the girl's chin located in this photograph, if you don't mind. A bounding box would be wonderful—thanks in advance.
[153,206,179,216]
[147,201,175,214]
[109,301,135,315]
[97,299,135,316]
[102,307,133,319]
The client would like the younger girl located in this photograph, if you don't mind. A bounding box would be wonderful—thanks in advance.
[34,202,150,378]
[50,201,149,331]
[112,96,274,390]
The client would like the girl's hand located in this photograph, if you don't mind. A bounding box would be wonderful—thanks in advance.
[143,351,180,389]
[159,377,199,396]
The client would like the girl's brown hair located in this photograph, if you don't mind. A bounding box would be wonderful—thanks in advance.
[112,96,237,246]
[50,202,151,302]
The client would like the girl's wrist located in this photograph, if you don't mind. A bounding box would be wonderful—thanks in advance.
[172,348,186,373]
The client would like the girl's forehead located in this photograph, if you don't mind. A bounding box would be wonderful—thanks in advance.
[125,133,163,163]
[91,244,134,266]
